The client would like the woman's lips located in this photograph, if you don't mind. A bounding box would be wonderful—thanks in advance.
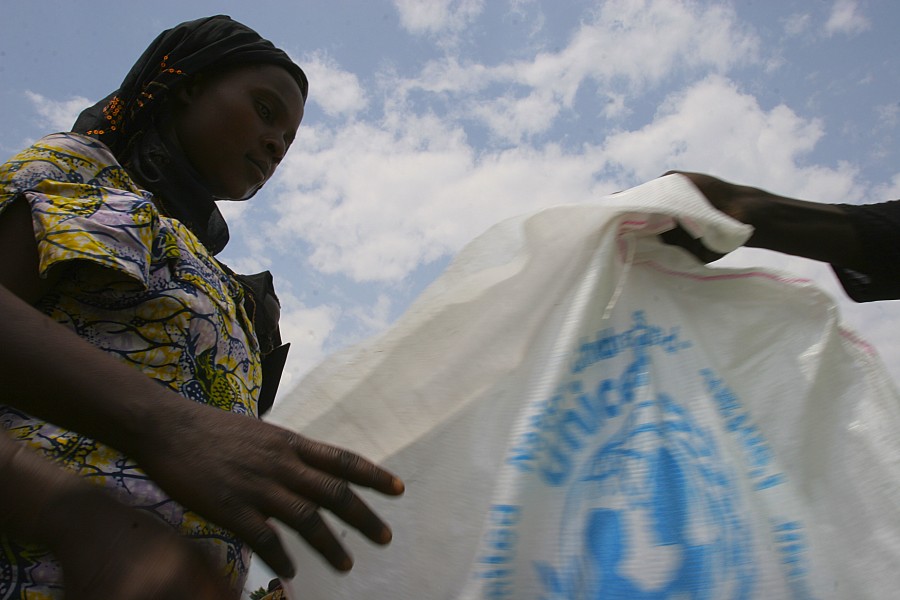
[248,157,268,180]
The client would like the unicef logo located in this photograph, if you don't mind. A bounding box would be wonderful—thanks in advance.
[488,313,813,598]
[534,389,757,599]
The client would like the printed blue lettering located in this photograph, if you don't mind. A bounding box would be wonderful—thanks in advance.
[596,378,616,418]
[509,315,693,488]
[477,505,520,597]
[490,505,520,526]
[770,520,815,598]
[703,370,788,493]
[539,443,571,486]
[619,353,649,405]
[487,528,517,552]
[572,311,691,373]
[558,408,592,451]
[754,473,785,490]
[484,579,511,600]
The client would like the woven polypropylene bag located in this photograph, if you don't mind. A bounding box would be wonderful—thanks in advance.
[268,174,900,599]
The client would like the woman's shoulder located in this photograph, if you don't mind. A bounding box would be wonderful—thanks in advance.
[2,133,139,197]
[12,132,119,171]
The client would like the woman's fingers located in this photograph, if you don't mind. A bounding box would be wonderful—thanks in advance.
[227,508,297,579]
[251,485,359,572]
[287,434,405,496]
[272,467,393,545]
[230,456,396,575]
[274,496,354,571]
[136,406,404,576]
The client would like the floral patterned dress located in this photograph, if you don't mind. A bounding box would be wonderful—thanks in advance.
[0,133,262,598]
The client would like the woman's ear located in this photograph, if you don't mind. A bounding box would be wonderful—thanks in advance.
[174,85,193,105]
[174,75,204,105]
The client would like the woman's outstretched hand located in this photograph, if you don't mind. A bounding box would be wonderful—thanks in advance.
[133,398,405,580]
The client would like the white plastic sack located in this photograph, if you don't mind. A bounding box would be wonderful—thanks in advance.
[268,174,900,599]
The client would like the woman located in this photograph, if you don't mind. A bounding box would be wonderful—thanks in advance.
[0,15,403,598]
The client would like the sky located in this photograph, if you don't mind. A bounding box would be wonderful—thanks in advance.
[4,0,900,402]
[3,0,900,594]
[4,0,900,396]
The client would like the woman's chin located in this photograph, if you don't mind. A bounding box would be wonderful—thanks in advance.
[214,186,259,201]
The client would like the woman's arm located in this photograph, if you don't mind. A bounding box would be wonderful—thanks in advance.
[0,195,403,578]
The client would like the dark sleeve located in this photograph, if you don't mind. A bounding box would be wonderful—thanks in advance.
[233,270,289,416]
[832,200,900,302]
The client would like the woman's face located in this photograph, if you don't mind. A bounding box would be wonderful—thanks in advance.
[170,63,305,199]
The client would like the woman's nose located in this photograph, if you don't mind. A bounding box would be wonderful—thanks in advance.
[264,134,286,161]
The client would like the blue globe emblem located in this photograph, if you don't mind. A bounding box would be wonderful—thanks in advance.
[535,392,757,599]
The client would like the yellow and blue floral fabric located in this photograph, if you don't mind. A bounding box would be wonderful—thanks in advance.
[0,133,262,597]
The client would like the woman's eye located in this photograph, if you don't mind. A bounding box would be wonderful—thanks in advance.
[257,101,273,121]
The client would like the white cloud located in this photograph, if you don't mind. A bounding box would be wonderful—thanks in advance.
[471,90,561,143]
[25,91,91,131]
[397,0,761,143]
[347,293,395,334]
[219,254,269,277]
[508,0,758,94]
[260,4,874,290]
[507,0,537,11]
[601,92,630,120]
[506,0,545,38]
[394,56,494,97]
[298,52,368,118]
[269,112,608,283]
[870,172,900,202]
[392,0,485,36]
[407,0,760,97]
[824,0,870,37]
[271,117,475,281]
[275,296,340,396]
[875,102,900,129]
[218,198,254,224]
[599,75,852,197]
[783,13,812,37]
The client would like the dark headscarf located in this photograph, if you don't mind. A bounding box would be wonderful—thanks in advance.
[72,14,308,255]
[72,15,303,414]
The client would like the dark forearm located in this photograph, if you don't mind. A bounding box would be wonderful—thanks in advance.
[0,283,185,459]
[743,193,865,270]
[0,195,187,457]
[673,172,866,270]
